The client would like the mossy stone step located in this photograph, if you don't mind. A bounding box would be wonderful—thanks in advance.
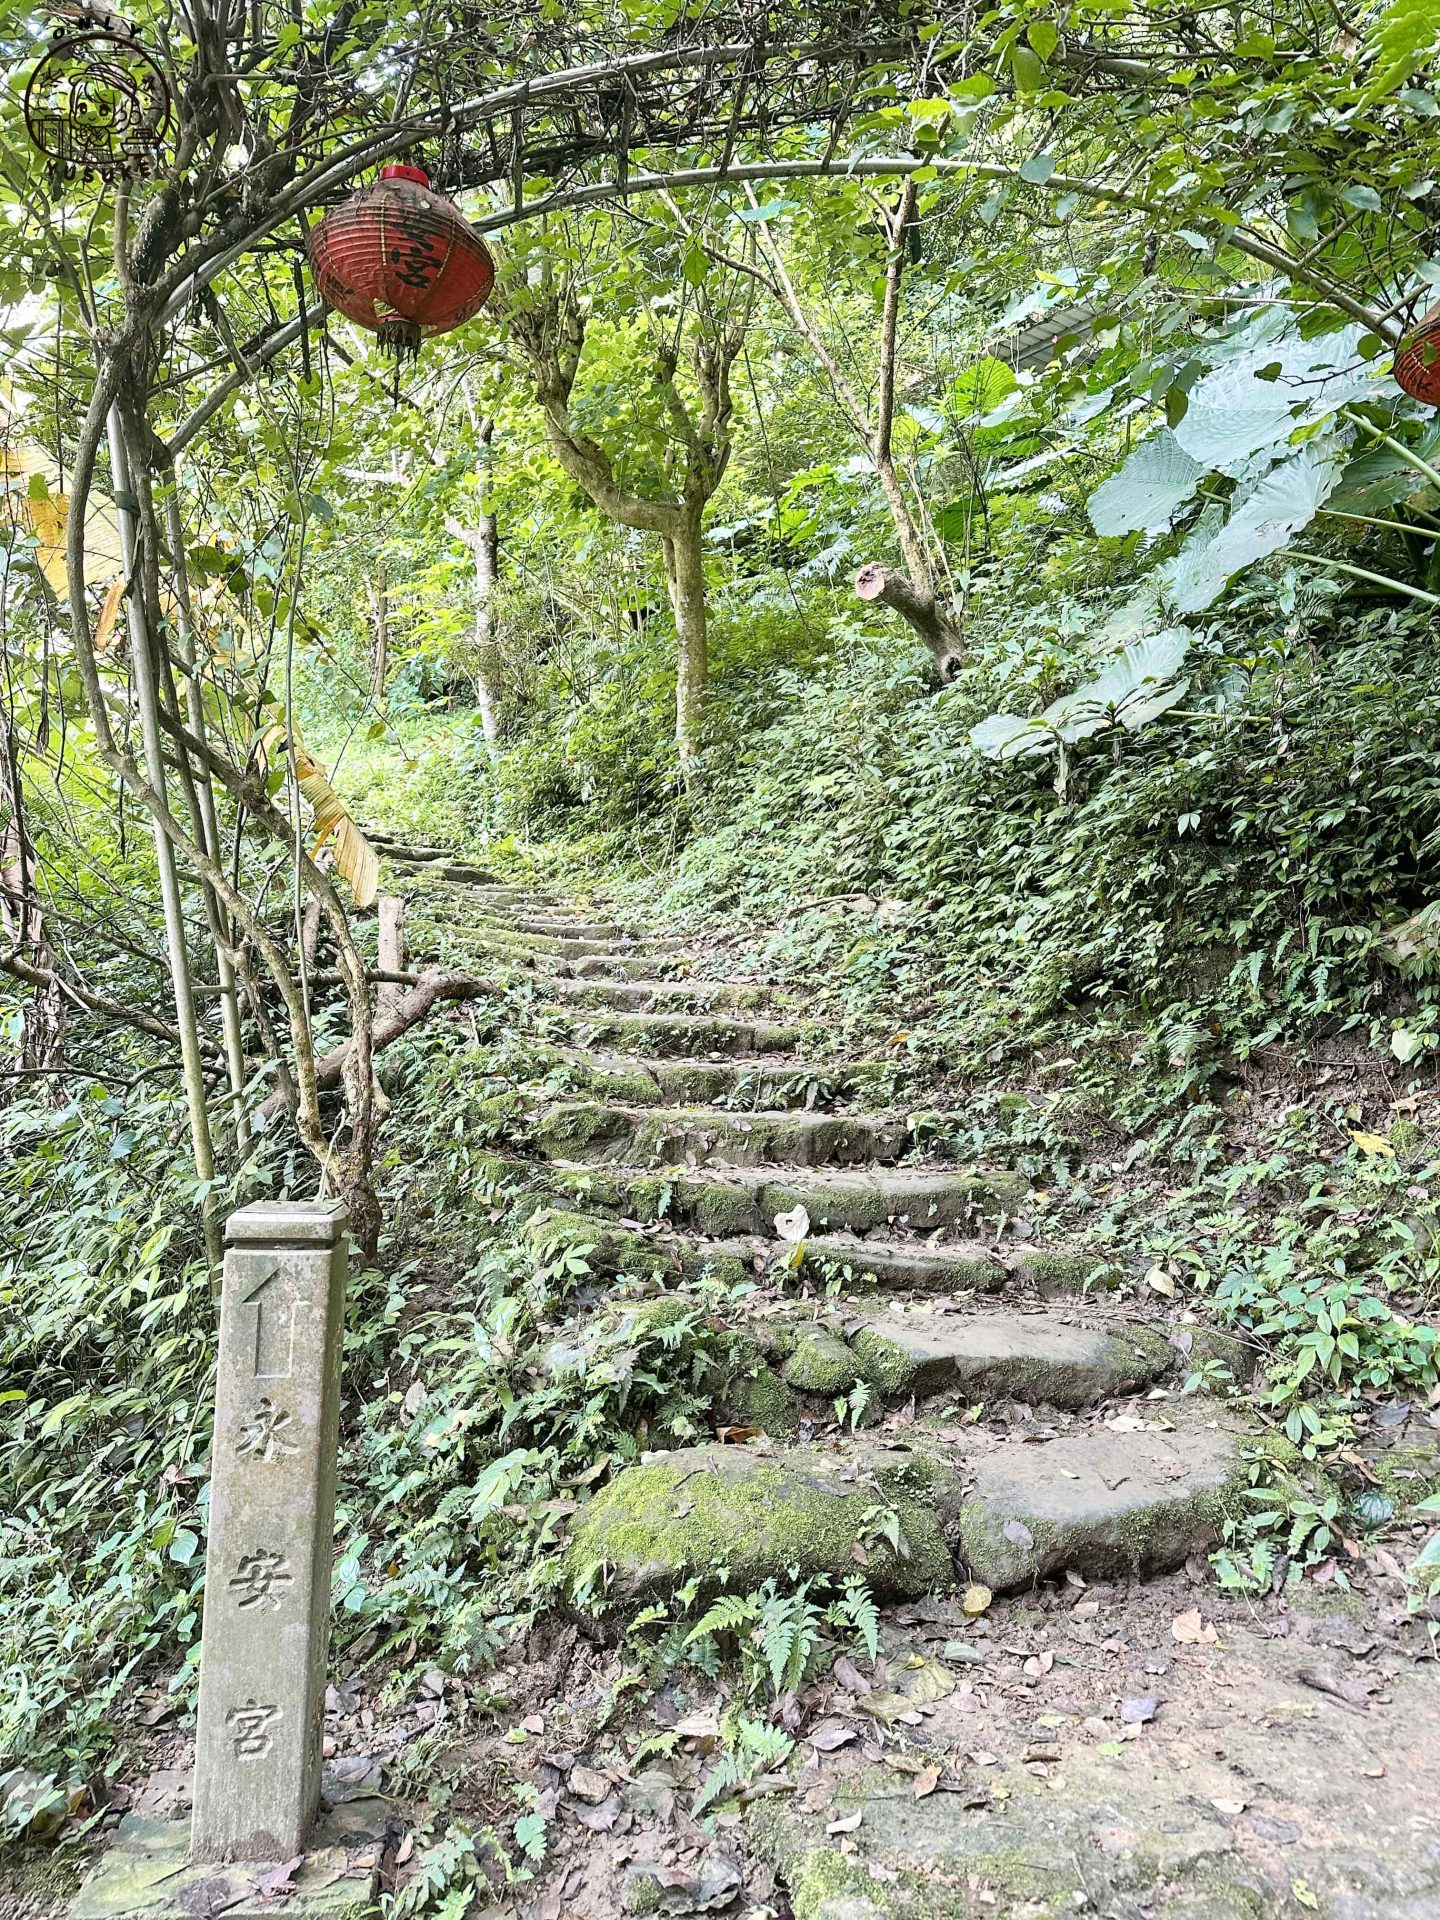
[563,1415,1245,1607]
[519,1208,1005,1296]
[538,1048,897,1110]
[554,1011,820,1056]
[450,911,690,955]
[954,1416,1244,1587]
[547,1160,1030,1236]
[487,913,632,941]
[563,1441,952,1605]
[532,975,782,1015]
[846,1305,1173,1406]
[468,938,691,981]
[462,927,677,961]
[801,1235,1006,1292]
[556,952,695,981]
[530,1099,910,1169]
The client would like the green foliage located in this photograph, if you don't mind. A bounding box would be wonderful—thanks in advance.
[0,1089,251,1793]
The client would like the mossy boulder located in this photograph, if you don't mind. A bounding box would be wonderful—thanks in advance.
[522,1208,675,1280]
[564,1443,953,1604]
[718,1363,803,1439]
[532,1100,633,1159]
[848,1309,1173,1407]
[779,1323,870,1396]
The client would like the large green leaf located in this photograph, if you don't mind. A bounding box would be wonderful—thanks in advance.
[1363,0,1440,100]
[1087,431,1205,537]
[1328,448,1438,516]
[1175,327,1390,476]
[952,357,1019,419]
[970,630,1192,759]
[1162,441,1343,614]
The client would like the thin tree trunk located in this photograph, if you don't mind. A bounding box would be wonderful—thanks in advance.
[0,729,65,1086]
[447,415,503,764]
[375,895,406,1021]
[368,557,389,705]
[160,474,251,1154]
[473,421,502,759]
[107,406,223,1266]
[750,182,964,679]
[662,512,708,776]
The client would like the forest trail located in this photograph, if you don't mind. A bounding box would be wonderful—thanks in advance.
[386,854,1440,1920]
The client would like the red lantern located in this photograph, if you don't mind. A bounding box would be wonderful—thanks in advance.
[1393,300,1440,406]
[307,164,495,359]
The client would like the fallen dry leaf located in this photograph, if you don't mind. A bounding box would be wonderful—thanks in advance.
[826,1809,863,1834]
[962,1583,993,1618]
[1171,1608,1218,1645]
[913,1766,941,1800]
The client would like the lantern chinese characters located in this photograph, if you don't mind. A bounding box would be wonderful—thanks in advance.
[307,164,495,359]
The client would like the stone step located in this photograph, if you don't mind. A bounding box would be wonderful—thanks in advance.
[521,1208,1008,1296]
[557,952,695,981]
[564,1440,954,1605]
[528,1099,911,1169]
[469,927,684,961]
[385,856,500,883]
[834,1302,1173,1408]
[563,1414,1243,1604]
[550,1010,820,1056]
[951,1416,1244,1588]
[490,913,633,941]
[464,938,691,981]
[520,1208,1118,1306]
[533,1048,885,1109]
[526,974,782,1015]
[544,1159,1030,1236]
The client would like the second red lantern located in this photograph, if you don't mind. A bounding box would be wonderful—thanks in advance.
[1393,299,1440,407]
[307,164,495,359]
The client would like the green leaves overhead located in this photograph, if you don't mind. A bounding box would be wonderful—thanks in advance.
[1362,0,1440,101]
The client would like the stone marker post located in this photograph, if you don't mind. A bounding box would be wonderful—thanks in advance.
[191,1200,350,1862]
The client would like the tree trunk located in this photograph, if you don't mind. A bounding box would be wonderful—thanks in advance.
[470,420,503,760]
[854,564,965,680]
[0,720,66,1088]
[662,512,708,777]
[161,476,251,1154]
[107,405,223,1267]
[368,558,389,705]
[375,895,406,1022]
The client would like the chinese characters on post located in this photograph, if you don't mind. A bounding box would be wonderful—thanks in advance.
[190,1201,349,1861]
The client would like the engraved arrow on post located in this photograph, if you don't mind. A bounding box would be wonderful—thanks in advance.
[239,1261,297,1380]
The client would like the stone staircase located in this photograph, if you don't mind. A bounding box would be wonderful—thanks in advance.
[388,867,1440,1920]
[406,871,1253,1607]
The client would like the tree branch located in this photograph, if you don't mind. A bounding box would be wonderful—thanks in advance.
[257,966,488,1117]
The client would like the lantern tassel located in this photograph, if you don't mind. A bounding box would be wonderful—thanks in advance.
[376,316,422,360]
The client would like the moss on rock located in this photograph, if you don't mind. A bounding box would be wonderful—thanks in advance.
[780,1324,869,1395]
[1009,1249,1119,1295]
[564,1443,952,1605]
[522,1208,674,1280]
